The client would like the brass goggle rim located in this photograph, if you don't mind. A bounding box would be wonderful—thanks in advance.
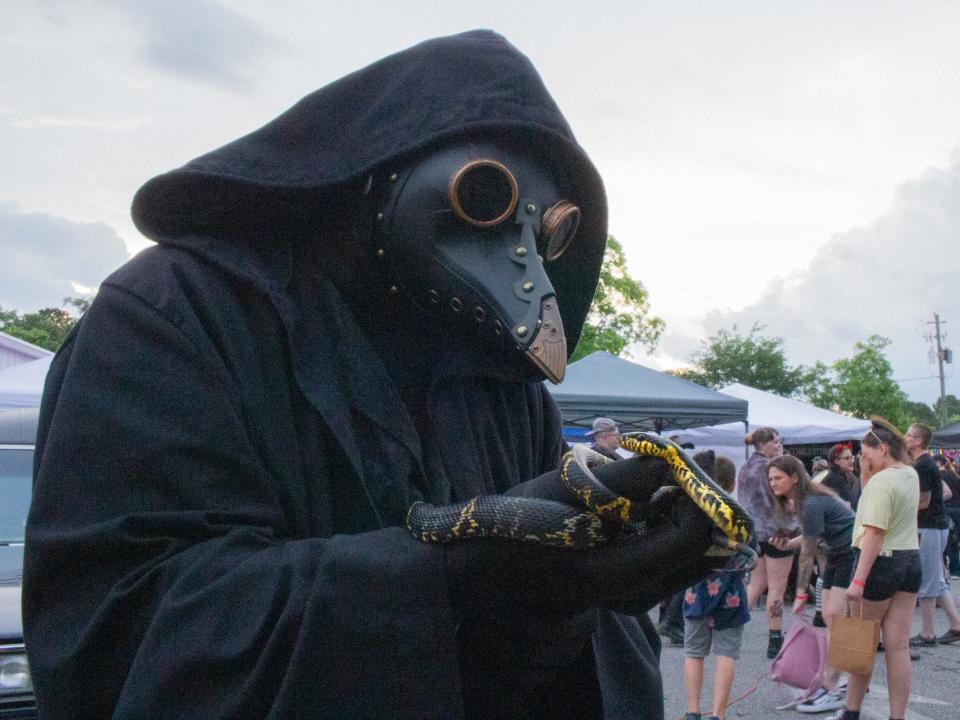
[542,200,581,261]
[447,159,519,228]
[447,159,581,260]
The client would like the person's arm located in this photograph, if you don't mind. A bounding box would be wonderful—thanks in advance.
[919,491,932,510]
[846,525,886,602]
[943,480,953,502]
[769,534,802,551]
[792,536,820,614]
[25,276,729,719]
[25,283,469,719]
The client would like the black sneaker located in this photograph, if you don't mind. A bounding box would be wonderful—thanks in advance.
[937,628,960,644]
[767,633,784,659]
[909,633,937,647]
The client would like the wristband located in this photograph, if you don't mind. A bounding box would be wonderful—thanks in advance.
[851,578,866,588]
[795,594,808,600]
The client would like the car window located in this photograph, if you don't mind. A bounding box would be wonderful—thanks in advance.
[0,447,32,543]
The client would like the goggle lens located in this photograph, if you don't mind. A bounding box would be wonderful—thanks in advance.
[542,200,580,260]
[448,160,518,227]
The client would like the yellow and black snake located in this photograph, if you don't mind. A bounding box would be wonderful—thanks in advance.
[406,431,757,570]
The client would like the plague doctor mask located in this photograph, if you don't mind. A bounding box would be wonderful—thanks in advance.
[363,140,581,384]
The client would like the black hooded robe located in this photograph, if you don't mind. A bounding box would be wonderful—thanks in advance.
[24,31,666,719]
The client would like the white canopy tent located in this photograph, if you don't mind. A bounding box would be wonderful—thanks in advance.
[0,355,52,411]
[667,382,871,471]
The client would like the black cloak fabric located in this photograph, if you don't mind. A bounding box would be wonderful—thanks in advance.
[24,31,664,719]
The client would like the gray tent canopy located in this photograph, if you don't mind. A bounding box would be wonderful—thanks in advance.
[548,351,748,434]
[932,421,960,449]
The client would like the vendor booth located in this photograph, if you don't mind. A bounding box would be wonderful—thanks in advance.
[549,351,748,442]
[932,421,960,449]
[0,355,52,411]
[667,382,871,470]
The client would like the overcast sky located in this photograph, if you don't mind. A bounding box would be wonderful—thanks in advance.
[3,1,959,405]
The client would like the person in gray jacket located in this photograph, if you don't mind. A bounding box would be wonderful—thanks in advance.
[737,427,797,658]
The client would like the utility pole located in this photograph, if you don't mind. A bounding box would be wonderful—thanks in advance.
[927,313,950,426]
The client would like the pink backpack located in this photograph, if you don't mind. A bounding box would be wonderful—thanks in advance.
[770,618,828,702]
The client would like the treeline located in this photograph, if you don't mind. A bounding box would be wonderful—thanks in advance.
[0,298,90,352]
[3,297,952,432]
[671,325,954,431]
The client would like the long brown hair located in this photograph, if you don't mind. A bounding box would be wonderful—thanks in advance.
[767,454,836,523]
[861,416,909,462]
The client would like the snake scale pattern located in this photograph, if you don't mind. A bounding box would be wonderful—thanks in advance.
[406,431,757,569]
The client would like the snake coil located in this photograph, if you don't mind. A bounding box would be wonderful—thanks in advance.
[407,431,757,571]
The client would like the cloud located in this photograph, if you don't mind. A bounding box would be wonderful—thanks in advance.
[111,0,282,90]
[690,149,960,402]
[0,206,130,313]
[8,116,145,131]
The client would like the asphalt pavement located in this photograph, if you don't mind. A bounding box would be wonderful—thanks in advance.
[655,581,960,719]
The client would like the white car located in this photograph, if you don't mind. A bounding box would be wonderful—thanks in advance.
[0,408,37,718]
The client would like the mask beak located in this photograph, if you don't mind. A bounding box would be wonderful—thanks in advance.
[525,297,567,384]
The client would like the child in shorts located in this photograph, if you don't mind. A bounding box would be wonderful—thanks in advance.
[682,455,749,720]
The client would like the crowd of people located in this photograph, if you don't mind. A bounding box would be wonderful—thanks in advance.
[658,419,960,720]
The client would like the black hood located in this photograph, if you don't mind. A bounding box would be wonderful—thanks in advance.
[131,30,607,354]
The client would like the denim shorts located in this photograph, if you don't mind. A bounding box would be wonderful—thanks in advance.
[852,549,921,601]
[683,617,744,660]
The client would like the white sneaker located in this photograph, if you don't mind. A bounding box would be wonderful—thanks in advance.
[797,690,844,714]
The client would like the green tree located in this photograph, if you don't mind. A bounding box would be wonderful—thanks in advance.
[902,400,938,428]
[825,335,908,425]
[798,360,836,408]
[0,297,90,352]
[679,324,805,395]
[933,394,960,427]
[571,235,664,361]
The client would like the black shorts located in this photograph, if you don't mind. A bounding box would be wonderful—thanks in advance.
[759,540,795,559]
[821,550,854,590]
[851,549,922,601]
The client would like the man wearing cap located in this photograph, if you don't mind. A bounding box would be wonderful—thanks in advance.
[587,417,622,461]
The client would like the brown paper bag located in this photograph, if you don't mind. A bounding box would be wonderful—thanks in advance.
[828,604,881,675]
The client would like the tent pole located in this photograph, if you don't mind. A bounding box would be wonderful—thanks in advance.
[744,421,749,461]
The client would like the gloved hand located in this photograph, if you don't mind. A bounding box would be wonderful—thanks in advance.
[504,454,675,507]
[444,490,720,621]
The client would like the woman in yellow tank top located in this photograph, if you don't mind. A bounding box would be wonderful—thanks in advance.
[834,417,920,720]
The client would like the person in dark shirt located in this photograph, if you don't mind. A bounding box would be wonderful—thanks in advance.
[935,455,960,577]
[904,424,960,645]
[22,31,727,720]
[821,442,860,510]
[937,455,960,506]
[768,454,855,714]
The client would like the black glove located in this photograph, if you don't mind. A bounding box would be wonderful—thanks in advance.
[444,489,720,621]
[504,454,675,507]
